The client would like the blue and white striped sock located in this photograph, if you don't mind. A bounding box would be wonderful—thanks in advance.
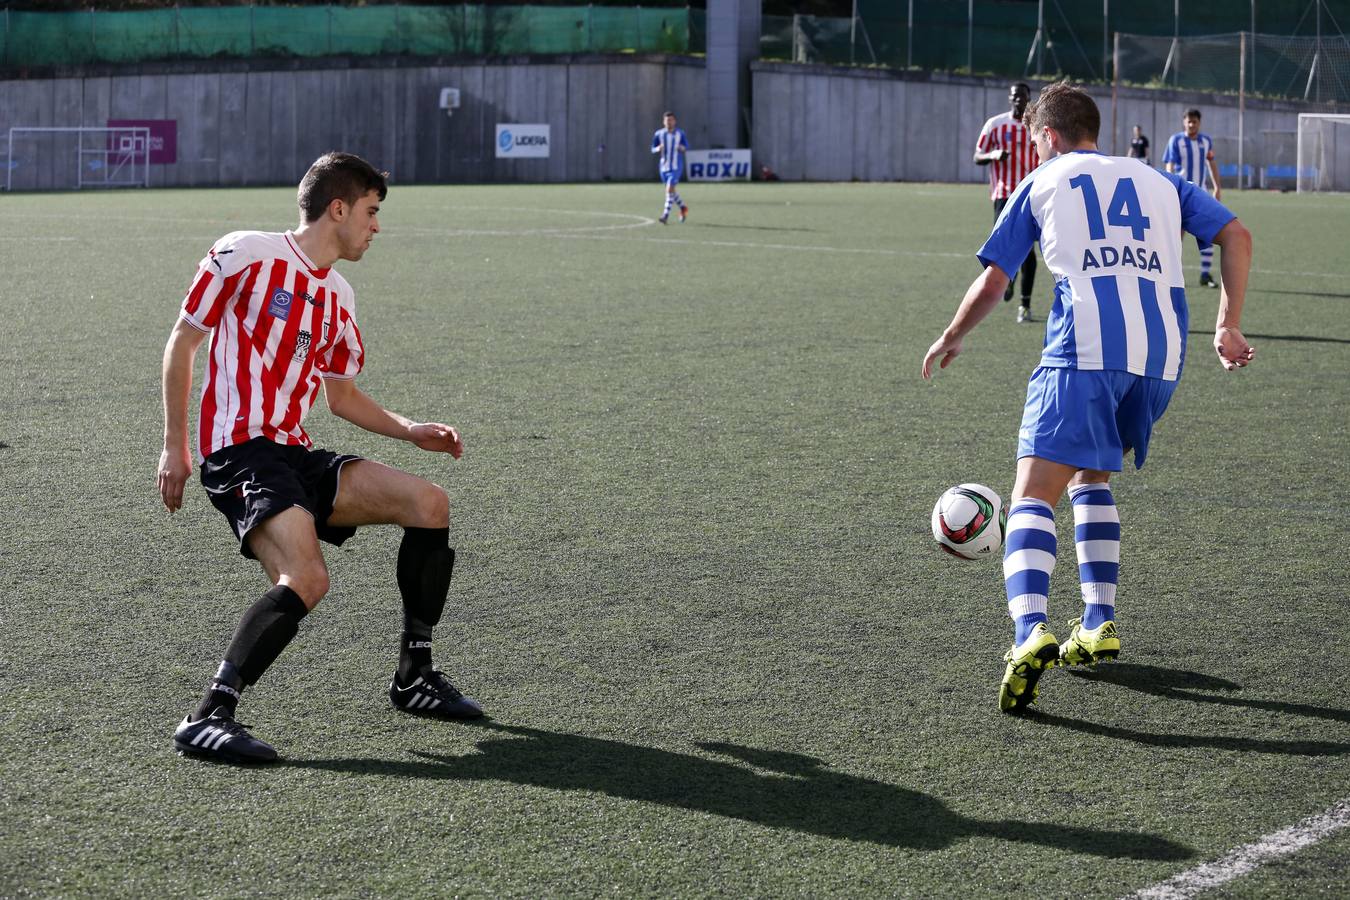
[1004,498,1056,646]
[663,193,675,215]
[1070,483,1119,629]
[1200,245,1214,275]
[671,192,683,208]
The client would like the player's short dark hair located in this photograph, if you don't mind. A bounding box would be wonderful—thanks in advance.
[1011,82,1030,94]
[663,110,675,118]
[1025,81,1100,144]
[1185,108,1202,120]
[297,152,389,223]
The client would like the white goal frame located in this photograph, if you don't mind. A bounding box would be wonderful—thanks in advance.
[1296,114,1350,193]
[5,126,151,191]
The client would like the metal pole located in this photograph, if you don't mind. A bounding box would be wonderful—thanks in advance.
[1304,0,1320,100]
[1112,32,1119,156]
[967,0,973,72]
[1315,0,1321,102]
[6,128,12,192]
[851,0,857,66]
[1295,113,1303,193]
[1037,0,1044,75]
[1239,30,1246,188]
[1251,0,1256,94]
[1173,0,1179,86]
[1103,0,1109,84]
[907,0,913,69]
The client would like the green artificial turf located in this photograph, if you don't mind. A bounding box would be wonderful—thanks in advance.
[0,181,1346,898]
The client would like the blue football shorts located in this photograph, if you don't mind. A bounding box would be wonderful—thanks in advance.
[661,170,681,187]
[1017,366,1179,472]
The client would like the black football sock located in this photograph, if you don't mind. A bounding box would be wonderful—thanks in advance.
[192,584,309,720]
[1020,254,1037,299]
[396,527,454,682]
[193,660,244,721]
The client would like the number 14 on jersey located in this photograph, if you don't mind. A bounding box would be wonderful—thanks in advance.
[1070,175,1161,273]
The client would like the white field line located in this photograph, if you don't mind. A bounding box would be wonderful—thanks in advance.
[0,206,1345,279]
[1123,797,1350,900]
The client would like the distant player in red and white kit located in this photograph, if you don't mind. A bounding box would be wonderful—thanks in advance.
[975,82,1041,323]
[158,152,482,764]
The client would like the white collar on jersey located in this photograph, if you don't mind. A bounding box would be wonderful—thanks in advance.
[284,231,326,276]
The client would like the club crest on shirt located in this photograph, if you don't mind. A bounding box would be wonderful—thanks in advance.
[268,288,294,319]
[293,330,311,361]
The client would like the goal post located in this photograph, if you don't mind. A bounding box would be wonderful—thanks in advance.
[1297,114,1350,193]
[5,126,150,191]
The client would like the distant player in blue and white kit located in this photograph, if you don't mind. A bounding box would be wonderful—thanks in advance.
[1163,109,1223,288]
[651,111,689,224]
[921,82,1255,714]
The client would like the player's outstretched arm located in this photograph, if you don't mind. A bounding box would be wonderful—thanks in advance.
[921,265,1010,379]
[158,318,208,513]
[1210,218,1255,370]
[322,376,463,458]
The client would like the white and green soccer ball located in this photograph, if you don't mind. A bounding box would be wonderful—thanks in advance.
[931,483,1007,560]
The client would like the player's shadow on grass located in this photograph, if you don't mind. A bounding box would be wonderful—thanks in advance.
[289,722,1190,860]
[691,223,818,233]
[1068,663,1350,725]
[1025,663,1350,756]
[1255,288,1350,300]
[1186,328,1350,345]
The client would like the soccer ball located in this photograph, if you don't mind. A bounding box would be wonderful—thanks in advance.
[931,483,1006,560]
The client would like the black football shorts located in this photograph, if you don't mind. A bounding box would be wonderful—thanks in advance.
[200,437,362,559]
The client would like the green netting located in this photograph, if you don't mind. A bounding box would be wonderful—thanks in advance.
[177,7,253,60]
[638,7,688,54]
[588,7,642,54]
[92,9,179,65]
[512,7,591,55]
[846,0,1337,83]
[6,10,97,67]
[0,5,697,68]
[399,6,472,57]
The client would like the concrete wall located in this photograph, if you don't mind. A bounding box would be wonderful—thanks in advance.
[1,54,1343,190]
[750,61,1343,187]
[0,55,706,189]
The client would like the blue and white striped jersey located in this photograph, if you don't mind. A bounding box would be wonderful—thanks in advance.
[978,151,1234,382]
[651,127,687,174]
[1162,131,1215,188]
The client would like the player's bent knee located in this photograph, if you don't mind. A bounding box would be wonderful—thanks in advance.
[284,564,330,609]
[413,485,451,529]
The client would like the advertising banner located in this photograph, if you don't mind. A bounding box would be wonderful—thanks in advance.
[106,119,177,164]
[687,149,752,181]
[496,124,551,158]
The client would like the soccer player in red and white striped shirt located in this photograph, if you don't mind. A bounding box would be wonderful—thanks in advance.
[158,152,483,763]
[975,82,1041,323]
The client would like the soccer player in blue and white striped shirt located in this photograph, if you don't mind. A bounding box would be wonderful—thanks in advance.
[922,82,1255,714]
[1163,109,1223,288]
[651,111,689,224]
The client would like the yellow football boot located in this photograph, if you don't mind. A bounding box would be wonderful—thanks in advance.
[1058,618,1121,667]
[999,622,1060,713]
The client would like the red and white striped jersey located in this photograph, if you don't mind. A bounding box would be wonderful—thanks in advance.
[976,111,1040,201]
[179,230,364,462]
